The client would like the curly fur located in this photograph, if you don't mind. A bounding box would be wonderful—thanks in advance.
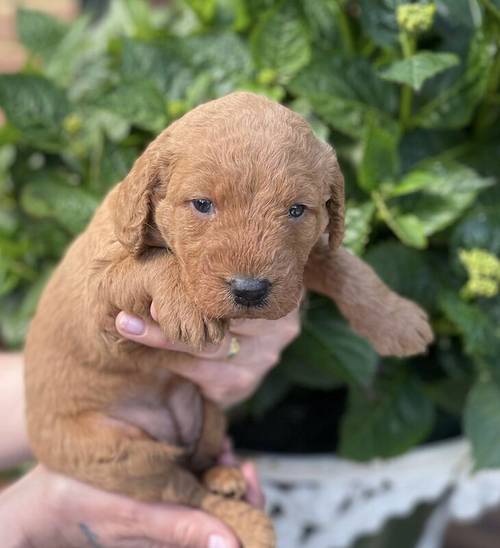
[24,92,433,548]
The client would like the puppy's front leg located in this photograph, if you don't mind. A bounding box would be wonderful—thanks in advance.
[104,251,226,349]
[149,258,227,350]
[304,240,433,356]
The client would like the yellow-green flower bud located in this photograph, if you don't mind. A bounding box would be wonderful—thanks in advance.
[459,248,500,299]
[397,3,436,35]
[167,100,187,119]
[63,114,82,135]
[257,69,278,86]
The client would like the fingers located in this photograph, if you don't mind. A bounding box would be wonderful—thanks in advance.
[117,303,301,359]
[230,307,301,341]
[217,439,265,510]
[115,312,232,358]
[217,438,239,467]
[241,461,266,510]
[139,503,240,548]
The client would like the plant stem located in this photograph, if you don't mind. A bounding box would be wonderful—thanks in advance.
[474,33,500,136]
[337,5,355,55]
[479,0,500,25]
[399,32,416,129]
[371,191,393,226]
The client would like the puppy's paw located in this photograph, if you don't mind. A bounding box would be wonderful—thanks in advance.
[367,296,434,357]
[203,465,247,499]
[202,495,276,548]
[156,297,226,350]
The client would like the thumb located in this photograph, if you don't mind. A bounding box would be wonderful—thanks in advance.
[140,503,240,548]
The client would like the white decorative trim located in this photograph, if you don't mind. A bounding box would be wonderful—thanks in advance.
[252,439,500,548]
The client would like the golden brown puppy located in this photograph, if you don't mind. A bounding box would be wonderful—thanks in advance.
[24,92,432,548]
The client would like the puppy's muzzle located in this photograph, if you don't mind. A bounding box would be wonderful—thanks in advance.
[229,277,271,307]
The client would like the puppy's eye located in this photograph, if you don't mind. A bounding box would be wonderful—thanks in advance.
[192,199,214,214]
[288,204,306,218]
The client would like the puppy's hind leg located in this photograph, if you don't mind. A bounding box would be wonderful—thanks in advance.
[29,411,207,504]
[31,412,275,548]
[191,399,247,500]
[190,400,276,548]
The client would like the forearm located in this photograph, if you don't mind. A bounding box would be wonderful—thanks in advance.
[0,353,32,468]
[304,242,433,356]
[0,484,30,548]
[304,242,389,310]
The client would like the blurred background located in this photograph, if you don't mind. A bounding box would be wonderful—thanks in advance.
[0,0,499,546]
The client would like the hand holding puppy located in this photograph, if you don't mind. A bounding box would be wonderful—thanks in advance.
[116,306,301,408]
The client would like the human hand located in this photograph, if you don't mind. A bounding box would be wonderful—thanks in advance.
[0,464,251,548]
[115,305,301,408]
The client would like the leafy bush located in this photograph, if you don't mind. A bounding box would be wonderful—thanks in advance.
[0,0,499,465]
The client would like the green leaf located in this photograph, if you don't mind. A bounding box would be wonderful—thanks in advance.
[358,0,406,47]
[183,0,216,23]
[415,31,496,129]
[0,269,51,348]
[121,33,251,101]
[16,8,67,61]
[280,339,344,390]
[372,193,428,248]
[184,32,253,86]
[0,74,70,146]
[340,369,435,461]
[390,161,494,236]
[121,39,193,98]
[0,231,33,296]
[426,377,471,416]
[289,97,330,141]
[439,292,500,368]
[247,369,291,418]
[21,173,98,235]
[97,80,168,132]
[452,208,500,257]
[366,241,439,310]
[251,2,311,80]
[390,214,428,249]
[380,52,460,91]
[299,0,344,45]
[465,379,500,469]
[437,0,483,29]
[290,56,398,138]
[95,142,137,192]
[344,202,375,254]
[111,0,164,39]
[283,298,378,390]
[358,117,400,191]
[45,15,91,87]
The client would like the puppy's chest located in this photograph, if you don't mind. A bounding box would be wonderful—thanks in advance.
[108,372,203,451]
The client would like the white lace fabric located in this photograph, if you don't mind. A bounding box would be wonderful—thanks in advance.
[253,439,499,548]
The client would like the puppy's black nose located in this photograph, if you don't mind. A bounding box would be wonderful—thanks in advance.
[230,277,271,306]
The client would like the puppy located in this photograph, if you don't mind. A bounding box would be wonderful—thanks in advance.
[24,92,433,548]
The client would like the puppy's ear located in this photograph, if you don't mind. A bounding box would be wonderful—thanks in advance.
[111,135,169,256]
[324,145,345,250]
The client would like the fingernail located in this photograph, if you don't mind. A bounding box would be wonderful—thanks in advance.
[208,535,229,548]
[118,313,145,335]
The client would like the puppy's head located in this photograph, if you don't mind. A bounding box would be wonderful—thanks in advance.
[113,92,344,320]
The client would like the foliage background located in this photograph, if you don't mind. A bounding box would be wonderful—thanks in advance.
[0,0,499,466]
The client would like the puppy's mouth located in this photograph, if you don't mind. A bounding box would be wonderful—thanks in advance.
[233,297,269,310]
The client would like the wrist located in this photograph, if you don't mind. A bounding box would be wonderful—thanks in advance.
[0,466,56,546]
[0,353,33,469]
